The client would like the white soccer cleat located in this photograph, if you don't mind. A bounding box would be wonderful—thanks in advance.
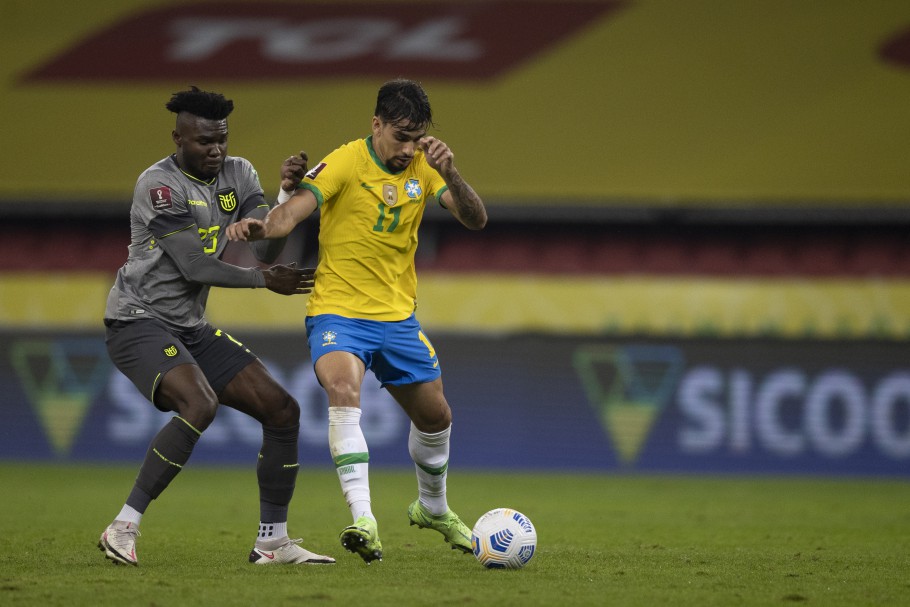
[249,538,336,565]
[98,521,140,566]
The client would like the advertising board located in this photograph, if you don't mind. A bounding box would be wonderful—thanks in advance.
[1,331,907,476]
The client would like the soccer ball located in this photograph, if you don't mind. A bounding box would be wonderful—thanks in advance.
[471,508,537,569]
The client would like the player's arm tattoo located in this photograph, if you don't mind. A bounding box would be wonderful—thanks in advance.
[445,169,487,230]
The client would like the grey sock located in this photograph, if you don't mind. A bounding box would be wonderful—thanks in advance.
[131,416,201,506]
[258,424,300,522]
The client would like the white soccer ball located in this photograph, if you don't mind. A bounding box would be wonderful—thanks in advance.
[471,508,537,569]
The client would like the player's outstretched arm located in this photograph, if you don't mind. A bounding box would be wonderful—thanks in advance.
[227,189,318,242]
[262,262,316,295]
[244,203,287,264]
[155,227,269,289]
[420,136,487,230]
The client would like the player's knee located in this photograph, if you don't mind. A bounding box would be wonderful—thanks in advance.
[416,403,452,433]
[322,378,361,407]
[434,408,453,432]
[178,398,218,431]
[262,392,300,427]
[157,364,218,430]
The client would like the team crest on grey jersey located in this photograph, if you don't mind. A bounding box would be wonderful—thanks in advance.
[215,187,238,214]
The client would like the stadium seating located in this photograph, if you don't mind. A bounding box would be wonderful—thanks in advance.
[3,219,908,277]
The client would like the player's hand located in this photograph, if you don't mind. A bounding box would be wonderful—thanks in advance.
[226,217,267,242]
[419,136,454,176]
[262,262,316,295]
[280,151,308,192]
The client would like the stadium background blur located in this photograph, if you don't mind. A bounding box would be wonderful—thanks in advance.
[1,0,909,476]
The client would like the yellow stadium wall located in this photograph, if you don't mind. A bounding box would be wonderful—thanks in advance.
[3,272,910,340]
[2,0,910,208]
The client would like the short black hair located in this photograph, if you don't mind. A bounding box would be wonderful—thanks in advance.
[165,86,234,120]
[374,78,433,131]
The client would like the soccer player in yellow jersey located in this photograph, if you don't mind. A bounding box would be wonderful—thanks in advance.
[228,79,487,564]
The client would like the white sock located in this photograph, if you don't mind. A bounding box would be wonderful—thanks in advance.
[408,423,451,516]
[257,521,288,542]
[115,504,142,526]
[328,406,374,522]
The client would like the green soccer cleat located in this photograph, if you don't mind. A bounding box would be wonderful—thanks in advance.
[407,499,472,554]
[339,516,383,564]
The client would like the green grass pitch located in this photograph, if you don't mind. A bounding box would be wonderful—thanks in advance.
[0,463,908,606]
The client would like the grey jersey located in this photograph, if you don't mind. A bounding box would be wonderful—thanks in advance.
[105,155,267,330]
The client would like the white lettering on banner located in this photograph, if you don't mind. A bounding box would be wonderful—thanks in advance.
[105,361,403,447]
[678,368,724,452]
[385,18,481,59]
[267,19,397,61]
[805,371,866,456]
[872,373,910,458]
[168,18,280,60]
[679,367,910,458]
[755,369,804,456]
[168,17,480,62]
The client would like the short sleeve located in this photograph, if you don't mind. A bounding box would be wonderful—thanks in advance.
[420,155,449,208]
[301,145,355,208]
[135,169,195,238]
[234,157,268,218]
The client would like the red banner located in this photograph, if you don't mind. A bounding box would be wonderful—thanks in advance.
[25,1,625,81]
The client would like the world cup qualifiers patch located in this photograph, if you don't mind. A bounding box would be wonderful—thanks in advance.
[405,179,422,199]
[306,162,327,180]
[149,186,173,210]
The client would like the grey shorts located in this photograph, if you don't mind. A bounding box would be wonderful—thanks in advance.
[104,318,258,410]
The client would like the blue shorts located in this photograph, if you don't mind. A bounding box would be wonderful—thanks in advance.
[305,313,441,386]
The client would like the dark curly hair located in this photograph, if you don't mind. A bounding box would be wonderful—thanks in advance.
[374,79,434,131]
[165,86,234,120]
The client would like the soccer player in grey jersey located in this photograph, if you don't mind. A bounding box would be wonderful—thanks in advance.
[97,87,334,566]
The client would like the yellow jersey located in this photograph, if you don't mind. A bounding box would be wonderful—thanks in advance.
[300,136,448,321]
